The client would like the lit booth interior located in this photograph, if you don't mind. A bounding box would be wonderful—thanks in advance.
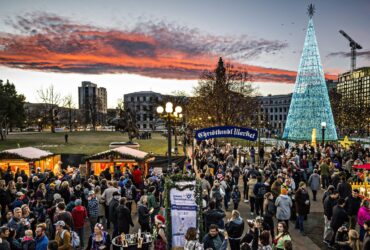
[85,146,154,176]
[0,147,61,176]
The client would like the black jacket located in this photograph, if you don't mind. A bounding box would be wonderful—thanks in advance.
[138,204,150,226]
[337,182,352,199]
[345,195,361,216]
[324,196,337,220]
[115,204,134,234]
[108,198,119,224]
[225,217,244,239]
[330,205,348,230]
[263,199,275,218]
[204,209,226,230]
[295,188,310,216]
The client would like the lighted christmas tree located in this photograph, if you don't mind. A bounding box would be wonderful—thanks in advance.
[282,4,338,141]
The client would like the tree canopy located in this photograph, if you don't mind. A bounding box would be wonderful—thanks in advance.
[187,57,259,128]
[0,79,26,140]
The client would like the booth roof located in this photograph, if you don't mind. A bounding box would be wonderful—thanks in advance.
[0,147,54,161]
[86,146,150,161]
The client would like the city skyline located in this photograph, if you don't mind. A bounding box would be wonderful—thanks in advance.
[0,0,369,108]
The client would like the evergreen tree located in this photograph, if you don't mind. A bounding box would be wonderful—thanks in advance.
[187,57,258,127]
[0,79,26,140]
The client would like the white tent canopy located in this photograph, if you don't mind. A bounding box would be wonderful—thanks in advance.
[0,147,54,161]
[87,146,150,161]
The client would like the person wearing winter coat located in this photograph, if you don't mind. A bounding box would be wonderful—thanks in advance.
[323,190,339,244]
[357,200,370,241]
[345,189,362,229]
[204,200,226,231]
[137,195,151,232]
[54,221,72,250]
[115,197,134,235]
[231,187,241,210]
[294,182,310,235]
[35,223,49,250]
[225,210,244,250]
[202,224,227,250]
[263,192,275,239]
[108,192,120,238]
[184,227,204,250]
[248,175,258,215]
[71,199,88,247]
[275,188,292,229]
[253,176,267,216]
[337,177,352,199]
[307,169,320,201]
[330,198,348,247]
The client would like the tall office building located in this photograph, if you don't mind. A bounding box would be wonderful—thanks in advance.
[124,91,163,131]
[78,81,107,125]
[337,67,370,134]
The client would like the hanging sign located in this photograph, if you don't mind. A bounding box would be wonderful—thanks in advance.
[195,126,258,141]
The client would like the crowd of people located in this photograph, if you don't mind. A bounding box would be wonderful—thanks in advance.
[190,139,369,250]
[0,138,368,250]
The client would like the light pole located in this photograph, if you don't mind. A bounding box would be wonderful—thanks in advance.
[321,121,327,146]
[157,102,182,168]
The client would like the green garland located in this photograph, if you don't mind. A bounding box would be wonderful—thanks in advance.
[163,174,204,250]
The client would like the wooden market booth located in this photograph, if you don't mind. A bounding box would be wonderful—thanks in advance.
[85,146,154,176]
[0,147,61,176]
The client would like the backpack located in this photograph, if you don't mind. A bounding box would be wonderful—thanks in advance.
[212,189,222,202]
[61,229,80,249]
[256,185,267,199]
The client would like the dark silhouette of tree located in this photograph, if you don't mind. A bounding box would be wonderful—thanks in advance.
[0,79,25,140]
[187,57,259,128]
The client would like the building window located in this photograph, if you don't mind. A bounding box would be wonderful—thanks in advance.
[143,124,147,129]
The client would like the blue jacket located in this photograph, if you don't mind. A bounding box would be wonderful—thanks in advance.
[35,235,49,250]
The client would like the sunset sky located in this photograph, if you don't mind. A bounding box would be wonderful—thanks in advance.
[0,0,369,108]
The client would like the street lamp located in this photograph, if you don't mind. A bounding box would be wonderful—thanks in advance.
[321,121,327,146]
[157,102,182,168]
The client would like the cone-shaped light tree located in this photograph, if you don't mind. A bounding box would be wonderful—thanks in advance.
[282,4,338,141]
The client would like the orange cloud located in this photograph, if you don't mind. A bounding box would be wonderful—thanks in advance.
[0,13,337,83]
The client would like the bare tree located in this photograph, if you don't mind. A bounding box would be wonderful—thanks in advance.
[37,85,61,133]
[62,95,75,132]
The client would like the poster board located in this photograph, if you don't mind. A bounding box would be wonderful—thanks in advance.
[169,181,197,248]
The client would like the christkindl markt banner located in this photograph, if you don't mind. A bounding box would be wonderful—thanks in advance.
[195,126,258,141]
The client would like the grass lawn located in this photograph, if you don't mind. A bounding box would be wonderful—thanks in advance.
[0,131,184,155]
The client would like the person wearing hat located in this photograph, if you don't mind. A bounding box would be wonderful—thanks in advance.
[154,214,167,250]
[87,190,99,234]
[108,191,121,238]
[11,192,24,210]
[275,187,292,230]
[54,220,72,250]
[295,182,310,236]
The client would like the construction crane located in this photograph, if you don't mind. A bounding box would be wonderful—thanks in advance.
[339,30,362,71]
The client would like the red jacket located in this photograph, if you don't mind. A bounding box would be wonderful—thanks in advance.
[133,169,143,185]
[72,205,87,229]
